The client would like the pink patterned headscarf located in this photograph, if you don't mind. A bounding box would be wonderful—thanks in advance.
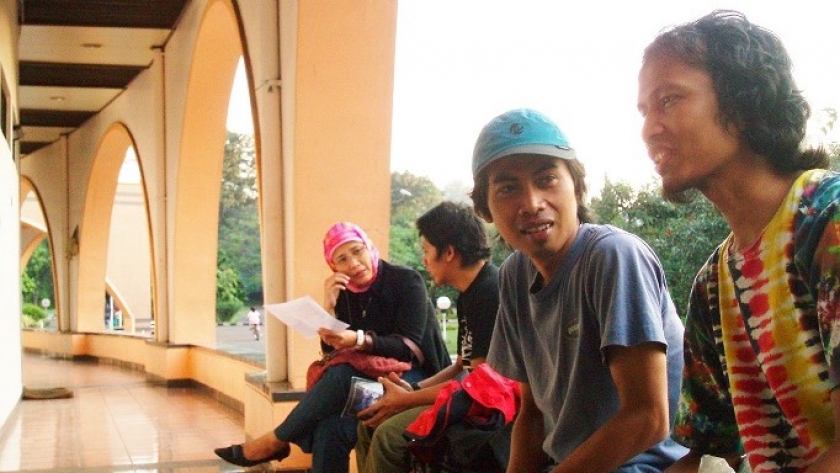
[323,222,380,293]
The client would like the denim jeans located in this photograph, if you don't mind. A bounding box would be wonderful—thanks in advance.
[274,363,425,473]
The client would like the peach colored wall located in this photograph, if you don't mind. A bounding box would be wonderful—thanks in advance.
[20,190,46,266]
[11,4,398,465]
[14,0,398,404]
[22,331,88,356]
[168,0,242,347]
[76,125,134,332]
[20,140,70,329]
[20,222,44,273]
[284,0,398,389]
[237,0,290,384]
[86,334,147,366]
[189,347,263,406]
[20,332,262,405]
[107,182,152,323]
[145,343,191,380]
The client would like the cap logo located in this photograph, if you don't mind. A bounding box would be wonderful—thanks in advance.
[509,123,523,135]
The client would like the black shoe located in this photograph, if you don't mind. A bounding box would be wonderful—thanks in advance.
[214,443,290,467]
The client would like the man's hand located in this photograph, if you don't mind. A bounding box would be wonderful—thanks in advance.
[358,372,413,427]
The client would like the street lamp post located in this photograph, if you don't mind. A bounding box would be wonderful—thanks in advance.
[40,298,50,329]
[436,296,451,341]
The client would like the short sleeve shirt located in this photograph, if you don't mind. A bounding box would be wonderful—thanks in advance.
[487,224,686,470]
[456,262,499,365]
[674,169,840,473]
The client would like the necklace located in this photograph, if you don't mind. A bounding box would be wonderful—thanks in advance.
[343,293,373,325]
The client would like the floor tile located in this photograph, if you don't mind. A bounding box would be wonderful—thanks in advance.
[2,353,259,473]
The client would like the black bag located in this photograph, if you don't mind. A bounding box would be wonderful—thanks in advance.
[404,366,518,472]
[408,421,512,473]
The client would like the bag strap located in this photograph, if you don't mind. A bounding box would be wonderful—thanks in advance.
[401,336,425,366]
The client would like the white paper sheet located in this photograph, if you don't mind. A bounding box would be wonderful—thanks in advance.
[265,296,349,339]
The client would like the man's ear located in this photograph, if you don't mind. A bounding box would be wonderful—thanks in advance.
[444,245,456,262]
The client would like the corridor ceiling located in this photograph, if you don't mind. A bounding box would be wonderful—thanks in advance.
[16,0,191,156]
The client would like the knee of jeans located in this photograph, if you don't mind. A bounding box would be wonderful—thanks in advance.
[315,415,358,445]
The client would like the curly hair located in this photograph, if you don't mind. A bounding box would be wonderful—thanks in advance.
[469,156,595,225]
[416,201,491,267]
[642,9,827,172]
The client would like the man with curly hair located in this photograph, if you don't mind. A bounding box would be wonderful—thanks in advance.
[638,10,840,473]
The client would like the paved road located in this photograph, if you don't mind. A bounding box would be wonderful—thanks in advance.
[215,324,266,363]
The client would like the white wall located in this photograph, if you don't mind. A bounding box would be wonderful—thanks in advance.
[0,0,22,427]
[0,146,22,423]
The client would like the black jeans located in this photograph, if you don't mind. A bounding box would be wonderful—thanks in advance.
[274,363,425,473]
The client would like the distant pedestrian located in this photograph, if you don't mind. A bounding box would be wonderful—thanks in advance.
[246,307,261,340]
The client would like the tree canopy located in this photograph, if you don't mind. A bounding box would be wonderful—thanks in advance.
[21,239,53,307]
[216,132,261,320]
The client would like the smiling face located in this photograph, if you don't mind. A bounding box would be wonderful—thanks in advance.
[637,53,744,201]
[330,241,374,287]
[485,154,580,279]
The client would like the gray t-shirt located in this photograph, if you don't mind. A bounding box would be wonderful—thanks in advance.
[487,224,687,471]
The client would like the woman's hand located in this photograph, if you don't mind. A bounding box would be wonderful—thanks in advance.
[323,272,351,313]
[318,328,356,350]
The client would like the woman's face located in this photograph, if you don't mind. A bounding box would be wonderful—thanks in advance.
[331,241,374,286]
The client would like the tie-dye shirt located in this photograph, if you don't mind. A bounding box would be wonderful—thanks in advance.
[673,169,840,473]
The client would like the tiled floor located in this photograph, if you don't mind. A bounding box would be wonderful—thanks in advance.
[0,352,268,473]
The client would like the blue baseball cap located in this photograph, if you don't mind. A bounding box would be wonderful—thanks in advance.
[472,108,575,177]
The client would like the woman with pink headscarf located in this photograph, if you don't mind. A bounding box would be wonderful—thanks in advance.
[215,222,451,473]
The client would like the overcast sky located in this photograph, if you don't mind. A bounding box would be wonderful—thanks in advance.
[226,1,840,192]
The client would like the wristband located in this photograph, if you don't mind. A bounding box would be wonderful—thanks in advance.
[355,329,365,347]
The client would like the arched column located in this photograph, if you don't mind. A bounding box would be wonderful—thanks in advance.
[169,0,242,346]
[75,124,136,332]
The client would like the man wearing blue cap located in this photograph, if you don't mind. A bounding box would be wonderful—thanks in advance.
[471,108,687,472]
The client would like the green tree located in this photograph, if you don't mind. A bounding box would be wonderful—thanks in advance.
[388,171,445,273]
[21,239,54,307]
[216,248,246,323]
[388,171,451,300]
[388,172,512,304]
[818,107,840,169]
[218,131,263,305]
[390,171,446,222]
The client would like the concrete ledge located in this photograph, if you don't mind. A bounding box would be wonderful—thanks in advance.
[245,371,306,403]
[21,331,266,408]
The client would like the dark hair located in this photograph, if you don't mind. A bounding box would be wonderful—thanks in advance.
[643,9,828,173]
[416,201,491,267]
[470,156,595,225]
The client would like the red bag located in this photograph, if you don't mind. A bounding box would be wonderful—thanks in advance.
[305,348,412,391]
